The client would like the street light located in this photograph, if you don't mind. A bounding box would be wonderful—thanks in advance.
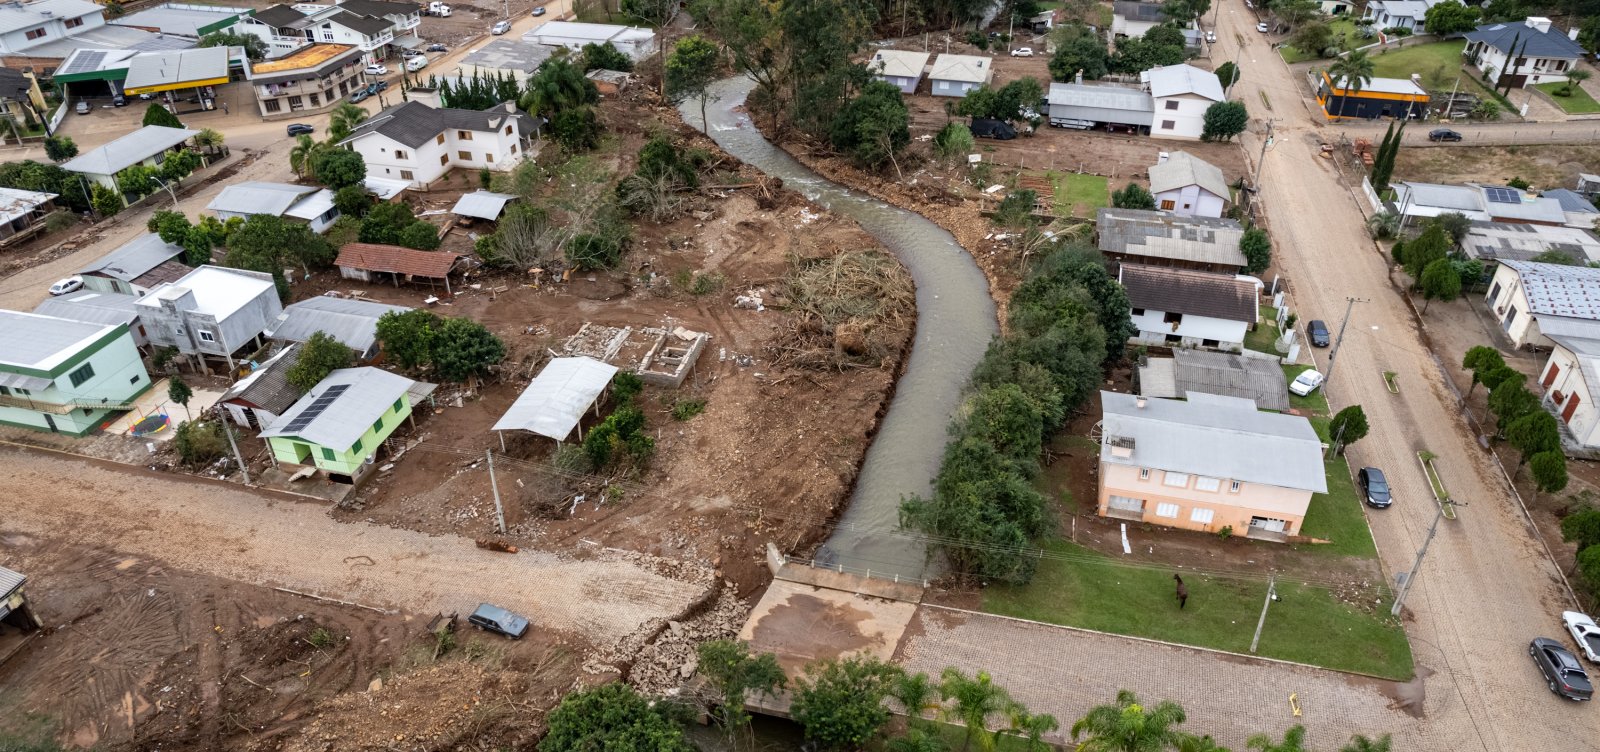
[1391,499,1465,617]
[149,175,179,207]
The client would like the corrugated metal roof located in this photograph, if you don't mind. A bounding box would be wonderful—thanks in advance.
[1119,263,1256,322]
[336,243,460,278]
[0,0,100,34]
[60,126,200,177]
[492,356,618,440]
[267,296,411,354]
[0,186,56,226]
[0,565,24,597]
[285,189,335,221]
[450,190,518,220]
[460,39,554,74]
[1097,207,1247,267]
[33,290,142,328]
[1396,182,1485,213]
[219,342,306,415]
[0,309,117,371]
[1148,151,1230,200]
[1544,189,1599,214]
[207,181,319,217]
[869,49,929,79]
[1171,349,1289,411]
[1145,64,1223,101]
[1048,82,1153,112]
[1101,390,1326,493]
[260,366,415,448]
[1479,186,1568,224]
[1500,260,1600,320]
[1462,221,1600,263]
[79,233,185,282]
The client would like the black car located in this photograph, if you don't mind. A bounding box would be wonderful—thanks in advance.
[969,117,1017,140]
[1429,128,1463,142]
[1358,467,1391,508]
[286,123,315,136]
[427,43,448,52]
[1531,637,1594,700]
[1307,319,1331,347]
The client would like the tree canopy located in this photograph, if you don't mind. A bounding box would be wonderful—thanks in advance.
[286,331,353,391]
[1423,0,1479,34]
[829,80,910,171]
[581,41,634,72]
[791,655,901,750]
[142,103,183,128]
[666,35,721,129]
[539,683,693,752]
[1111,182,1156,210]
[312,149,366,190]
[1240,226,1271,274]
[1201,101,1248,141]
[1049,27,1110,81]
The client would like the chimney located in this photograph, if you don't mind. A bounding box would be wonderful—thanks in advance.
[1571,27,1581,41]
[1075,68,1083,85]
[1135,396,1147,409]
[1525,16,1551,34]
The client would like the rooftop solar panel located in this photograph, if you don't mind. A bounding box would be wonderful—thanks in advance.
[1486,187,1521,204]
[282,383,350,433]
[60,50,107,75]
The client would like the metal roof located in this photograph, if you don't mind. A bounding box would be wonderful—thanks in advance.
[450,190,518,220]
[78,233,186,282]
[260,366,416,448]
[0,0,100,34]
[1395,181,1486,213]
[1328,74,1426,97]
[285,188,335,221]
[321,9,391,37]
[1462,221,1600,263]
[869,49,929,79]
[1549,334,1600,410]
[0,186,55,225]
[1368,0,1437,18]
[524,21,650,43]
[23,24,193,58]
[1467,20,1584,59]
[1097,207,1247,267]
[60,125,199,177]
[1478,185,1567,223]
[0,308,118,371]
[1545,189,1599,214]
[111,3,247,36]
[33,290,142,329]
[250,4,307,27]
[459,39,554,74]
[1047,82,1153,112]
[267,296,410,354]
[206,181,318,216]
[493,356,618,440]
[1113,1,1164,21]
[1119,263,1257,322]
[1138,350,1290,410]
[1148,151,1230,200]
[1100,390,1326,493]
[123,46,232,93]
[1145,64,1224,101]
[219,343,305,415]
[930,53,991,83]
[1499,260,1600,320]
[0,565,23,598]
[363,175,410,200]
[336,0,418,18]
[134,265,276,322]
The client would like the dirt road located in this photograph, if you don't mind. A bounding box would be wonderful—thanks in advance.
[0,446,710,643]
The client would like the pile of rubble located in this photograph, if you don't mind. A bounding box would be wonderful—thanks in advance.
[623,587,752,696]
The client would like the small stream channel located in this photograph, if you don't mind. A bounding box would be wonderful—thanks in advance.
[682,78,999,581]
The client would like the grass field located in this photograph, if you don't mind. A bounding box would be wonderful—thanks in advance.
[1051,172,1109,218]
[1280,17,1363,63]
[1284,363,1331,416]
[1535,81,1600,114]
[1244,306,1281,355]
[982,540,1413,679]
[1298,451,1380,557]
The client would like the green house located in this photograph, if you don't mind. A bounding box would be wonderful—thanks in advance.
[0,309,153,436]
[258,367,422,484]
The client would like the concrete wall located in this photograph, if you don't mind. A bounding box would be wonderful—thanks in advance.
[932,78,981,97]
[1129,308,1249,351]
[1150,93,1213,141]
[1153,185,1225,217]
[140,274,282,359]
[1541,345,1600,447]
[266,391,411,477]
[1096,461,1312,537]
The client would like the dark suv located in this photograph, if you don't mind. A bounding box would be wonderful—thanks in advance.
[1531,637,1593,700]
[1428,128,1463,142]
[1358,467,1391,508]
[468,603,529,639]
[1307,319,1331,347]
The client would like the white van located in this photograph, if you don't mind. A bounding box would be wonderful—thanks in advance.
[405,55,428,72]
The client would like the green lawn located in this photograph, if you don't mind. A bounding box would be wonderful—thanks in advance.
[982,540,1413,679]
[1366,39,1498,101]
[1244,306,1281,356]
[1050,172,1108,218]
[1280,17,1363,63]
[1535,81,1600,114]
[1283,363,1330,416]
[1297,453,1379,557]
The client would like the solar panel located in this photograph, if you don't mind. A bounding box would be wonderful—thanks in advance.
[59,50,107,76]
[1486,187,1521,204]
[282,383,349,433]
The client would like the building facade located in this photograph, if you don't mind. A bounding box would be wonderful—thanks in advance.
[1465,18,1584,89]
[134,265,283,367]
[259,366,418,484]
[1315,72,1429,120]
[1146,64,1223,141]
[340,100,536,188]
[1485,260,1600,350]
[0,310,151,436]
[1538,335,1600,450]
[929,54,992,97]
[246,43,367,118]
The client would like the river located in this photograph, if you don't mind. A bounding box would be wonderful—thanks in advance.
[682,78,999,581]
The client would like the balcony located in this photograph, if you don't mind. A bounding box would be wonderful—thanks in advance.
[393,14,420,30]
[0,392,135,415]
[361,31,394,50]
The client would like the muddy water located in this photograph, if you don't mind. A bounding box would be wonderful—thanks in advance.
[683,78,999,580]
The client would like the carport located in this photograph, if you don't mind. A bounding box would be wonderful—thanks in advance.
[491,356,618,449]
[122,47,232,113]
[450,190,518,221]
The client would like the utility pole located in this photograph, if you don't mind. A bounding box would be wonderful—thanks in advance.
[220,414,251,485]
[1323,296,1367,385]
[486,449,506,534]
[1250,574,1276,653]
[1252,119,1276,192]
[1392,501,1464,617]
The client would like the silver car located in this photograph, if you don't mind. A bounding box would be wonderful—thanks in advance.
[468,603,529,638]
[491,20,512,34]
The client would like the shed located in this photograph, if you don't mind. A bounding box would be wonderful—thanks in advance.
[266,296,411,359]
[335,243,464,293]
[217,343,306,429]
[492,356,618,444]
[1047,82,1153,129]
[450,190,518,221]
[1138,349,1290,411]
[0,563,41,632]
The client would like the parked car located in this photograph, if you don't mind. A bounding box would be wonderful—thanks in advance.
[286,123,315,136]
[74,100,90,115]
[1564,611,1600,664]
[1288,369,1325,397]
[366,82,381,95]
[48,276,83,296]
[1531,637,1594,700]
[350,88,370,103]
[1205,30,1216,42]
[1307,319,1330,347]
[111,92,126,107]
[374,80,389,92]
[532,5,546,14]
[365,64,388,76]
[1256,21,1269,32]
[1357,467,1392,508]
[969,117,1017,140]
[491,20,512,34]
[1010,47,1033,57]
[426,43,448,52]
[402,49,424,58]
[468,603,529,639]
[1429,128,1463,142]
[406,55,428,72]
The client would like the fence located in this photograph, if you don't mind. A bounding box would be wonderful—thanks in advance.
[1360,175,1385,214]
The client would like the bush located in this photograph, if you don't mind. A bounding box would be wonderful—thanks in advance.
[932,122,974,160]
[1201,101,1248,142]
[671,397,706,420]
[173,420,228,468]
[333,185,372,217]
[994,189,1038,227]
[583,404,653,468]
[566,232,626,270]
[540,684,693,752]
[1111,182,1155,210]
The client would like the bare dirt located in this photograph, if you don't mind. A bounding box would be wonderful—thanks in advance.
[1394,143,1600,192]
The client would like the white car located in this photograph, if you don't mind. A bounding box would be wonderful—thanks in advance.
[1256,21,1270,32]
[1205,30,1217,42]
[365,64,388,76]
[48,276,83,296]
[1288,369,1325,397]
[406,55,428,72]
[1564,611,1600,664]
[1010,47,1034,57]
[491,20,512,34]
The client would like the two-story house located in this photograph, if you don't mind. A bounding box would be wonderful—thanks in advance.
[235,2,403,65]
[1097,390,1327,541]
[339,100,538,188]
[245,43,367,118]
[1147,151,1230,218]
[1465,17,1585,90]
[1536,332,1600,452]
[1362,0,1440,33]
[259,366,423,485]
[1145,64,1223,141]
[0,309,152,436]
[1119,263,1257,351]
[1485,259,1600,350]
[134,265,283,369]
[234,4,321,59]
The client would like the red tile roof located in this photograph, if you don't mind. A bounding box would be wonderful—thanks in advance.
[335,243,460,279]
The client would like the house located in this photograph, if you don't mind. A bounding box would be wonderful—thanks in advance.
[0,186,56,245]
[1119,263,1257,352]
[266,296,411,360]
[1477,184,1568,225]
[217,343,304,430]
[1465,18,1584,89]
[0,66,46,138]
[259,366,424,484]
[522,22,657,60]
[1486,260,1600,350]
[234,1,408,66]
[1319,0,1354,14]
[0,309,151,436]
[245,43,367,118]
[335,0,421,41]
[1144,64,1223,140]
[1028,9,1057,31]
[59,125,201,199]
[1537,333,1600,452]
[1461,221,1600,264]
[338,100,538,188]
[76,233,189,296]
[0,0,190,66]
[33,291,146,345]
[110,2,248,37]
[207,181,341,234]
[233,4,321,59]
[135,265,283,368]
[456,39,554,83]
[1138,349,1291,411]
[336,242,464,292]
[1097,391,1326,540]
[1111,1,1166,38]
[1543,189,1599,230]
[1315,72,1429,120]
[1047,82,1153,131]
[929,54,991,97]
[1097,208,1247,273]
[1392,181,1488,223]
[1362,0,1441,32]
[868,49,930,94]
[1148,151,1229,218]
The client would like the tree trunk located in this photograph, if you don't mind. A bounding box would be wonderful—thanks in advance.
[701,94,709,133]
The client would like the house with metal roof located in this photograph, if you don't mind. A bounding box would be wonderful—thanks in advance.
[0,186,56,245]
[217,342,304,430]
[60,125,201,198]
[1392,181,1490,223]
[456,39,554,82]
[1097,390,1325,541]
[336,242,465,292]
[1361,0,1442,32]
[340,100,538,188]
[1536,334,1600,453]
[33,290,146,345]
[1148,151,1229,218]
[207,181,341,233]
[0,308,152,435]
[266,296,411,360]
[1119,263,1257,352]
[1047,81,1153,131]
[1466,17,1584,89]
[1144,64,1223,140]
[929,53,991,97]
[77,233,189,296]
[1138,349,1290,411]
[0,0,126,58]
[111,2,248,37]
[135,265,283,368]
[259,366,425,484]
[1097,207,1246,273]
[1,563,42,637]
[1315,71,1429,120]
[868,49,930,94]
[1461,221,1600,264]
[1487,260,1600,349]
[1111,1,1166,37]
[1542,189,1599,230]
[523,22,657,60]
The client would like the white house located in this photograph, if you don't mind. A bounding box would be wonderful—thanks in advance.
[457,39,555,83]
[0,0,170,61]
[207,181,341,234]
[929,54,992,97]
[1538,333,1600,452]
[868,49,930,94]
[234,1,409,66]
[522,21,657,60]
[1145,64,1223,141]
[1148,151,1229,218]
[1465,18,1585,89]
[1362,0,1440,32]
[339,100,539,188]
[59,125,200,198]
[234,4,321,59]
[1119,263,1257,352]
[1485,259,1600,350]
[1111,1,1166,38]
[135,265,284,368]
[1318,0,1354,15]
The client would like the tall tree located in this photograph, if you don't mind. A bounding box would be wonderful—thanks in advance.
[1328,405,1369,453]
[1201,101,1248,141]
[43,136,77,162]
[1240,226,1272,273]
[327,102,368,142]
[1112,182,1156,210]
[1418,256,1461,312]
[286,331,354,391]
[1215,61,1241,89]
[142,103,183,128]
[696,640,787,743]
[1048,28,1110,82]
[375,309,440,370]
[289,134,325,179]
[1370,120,1404,191]
[1530,451,1569,503]
[940,668,1014,752]
[1328,49,1376,105]
[1071,689,1188,752]
[168,376,194,420]
[311,149,366,190]
[197,30,267,60]
[791,655,902,751]
[1400,223,1449,281]
[1506,411,1561,469]
[1462,345,1505,401]
[666,35,722,130]
[829,80,910,173]
[1423,0,1479,34]
[430,316,506,382]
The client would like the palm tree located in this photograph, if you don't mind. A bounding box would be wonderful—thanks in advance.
[1328,49,1376,116]
[1179,733,1234,752]
[1004,706,1059,752]
[1340,733,1392,752]
[1562,69,1592,98]
[288,134,323,180]
[939,668,1014,752]
[193,127,225,155]
[1247,725,1309,752]
[1070,689,1188,752]
[328,102,369,142]
[892,671,940,726]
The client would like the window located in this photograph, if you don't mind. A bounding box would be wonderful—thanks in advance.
[436,133,445,144]
[372,416,383,432]
[1164,333,1181,343]
[1155,503,1180,518]
[65,17,83,28]
[352,438,363,453]
[321,447,336,461]
[1163,471,1190,488]
[457,130,473,140]
[1131,308,1145,316]
[400,169,414,180]
[1201,338,1219,348]
[394,149,408,160]
[1159,199,1175,210]
[1190,507,1215,524]
[288,95,303,108]
[510,143,518,154]
[1139,467,1150,480]
[68,363,95,387]
[485,153,494,163]
[394,398,404,411]
[339,81,349,95]
[1163,311,1183,324]
[1488,281,1502,301]
[458,150,472,160]
[198,330,216,343]
[24,28,46,40]
[309,92,320,107]
[1229,480,1242,493]
[1165,100,1179,110]
[505,125,513,134]
[1161,119,1175,129]
[1195,476,1221,492]
[129,374,140,384]
[440,154,449,165]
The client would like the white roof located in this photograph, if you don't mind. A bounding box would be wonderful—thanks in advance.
[869,49,930,79]
[111,3,245,36]
[134,265,275,321]
[930,53,991,83]
[1395,181,1486,213]
[363,175,410,200]
[492,356,619,441]
[284,188,336,221]
[1100,390,1327,493]
[1148,151,1229,199]
[524,21,650,43]
[1331,74,1426,96]
[1498,260,1600,321]
[259,366,417,448]
[207,181,319,216]
[0,308,119,371]
[60,125,199,176]
[450,190,518,220]
[1145,64,1224,101]
[0,0,101,34]
[122,46,230,91]
[0,186,55,225]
